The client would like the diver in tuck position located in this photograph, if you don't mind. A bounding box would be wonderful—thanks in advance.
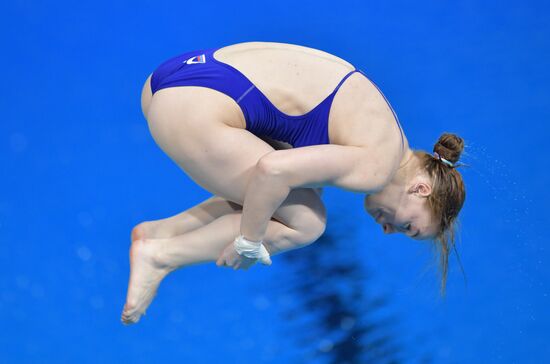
[121,41,466,324]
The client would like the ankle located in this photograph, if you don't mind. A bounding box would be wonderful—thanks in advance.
[147,239,178,272]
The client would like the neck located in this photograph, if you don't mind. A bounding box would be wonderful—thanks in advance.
[392,148,417,185]
[368,149,417,210]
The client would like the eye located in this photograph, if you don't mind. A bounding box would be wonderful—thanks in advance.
[404,223,412,231]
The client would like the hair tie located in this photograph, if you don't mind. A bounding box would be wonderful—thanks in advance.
[433,152,455,168]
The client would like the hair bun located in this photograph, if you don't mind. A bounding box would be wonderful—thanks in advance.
[433,133,464,164]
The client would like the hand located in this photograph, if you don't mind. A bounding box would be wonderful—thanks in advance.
[216,243,258,270]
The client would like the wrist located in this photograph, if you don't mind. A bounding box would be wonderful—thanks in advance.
[233,235,272,265]
[239,234,263,245]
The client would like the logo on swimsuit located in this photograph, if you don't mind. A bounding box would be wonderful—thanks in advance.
[185,54,206,64]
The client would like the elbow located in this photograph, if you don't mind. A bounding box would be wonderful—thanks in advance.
[255,155,291,191]
[256,154,284,177]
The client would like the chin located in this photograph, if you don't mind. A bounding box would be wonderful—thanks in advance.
[364,193,378,205]
[363,194,377,216]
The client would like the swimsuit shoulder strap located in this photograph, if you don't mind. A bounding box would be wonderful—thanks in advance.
[356,69,405,152]
[331,69,360,96]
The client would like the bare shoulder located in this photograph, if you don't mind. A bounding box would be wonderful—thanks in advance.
[329,71,406,165]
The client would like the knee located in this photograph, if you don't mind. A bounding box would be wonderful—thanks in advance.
[306,218,327,242]
[275,188,327,244]
[295,209,327,244]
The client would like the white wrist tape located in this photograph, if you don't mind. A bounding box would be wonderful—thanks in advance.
[233,235,272,265]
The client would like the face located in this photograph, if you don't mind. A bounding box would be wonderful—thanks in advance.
[364,190,438,241]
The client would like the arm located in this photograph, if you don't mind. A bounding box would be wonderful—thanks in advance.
[240,144,392,242]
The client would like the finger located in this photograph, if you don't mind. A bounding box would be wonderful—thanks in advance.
[260,256,272,265]
[258,245,272,265]
[241,259,256,270]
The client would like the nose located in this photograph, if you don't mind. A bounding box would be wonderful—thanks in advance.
[382,223,395,234]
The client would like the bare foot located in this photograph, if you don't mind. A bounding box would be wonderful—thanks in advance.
[121,238,172,325]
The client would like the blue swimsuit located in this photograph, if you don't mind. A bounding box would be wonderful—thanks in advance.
[150,46,403,149]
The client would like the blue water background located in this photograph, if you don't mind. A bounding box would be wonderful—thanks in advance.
[1,0,548,363]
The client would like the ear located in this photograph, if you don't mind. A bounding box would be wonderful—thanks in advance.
[408,182,432,197]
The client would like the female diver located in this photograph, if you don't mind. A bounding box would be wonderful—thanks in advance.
[121,41,466,324]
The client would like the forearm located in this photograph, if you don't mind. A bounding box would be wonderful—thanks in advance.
[240,164,291,242]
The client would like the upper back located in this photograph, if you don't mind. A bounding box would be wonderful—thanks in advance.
[213,41,357,116]
[214,41,407,165]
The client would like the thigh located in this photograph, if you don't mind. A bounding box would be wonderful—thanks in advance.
[146,87,326,232]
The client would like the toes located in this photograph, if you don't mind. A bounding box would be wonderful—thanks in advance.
[121,315,140,325]
[121,307,142,325]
